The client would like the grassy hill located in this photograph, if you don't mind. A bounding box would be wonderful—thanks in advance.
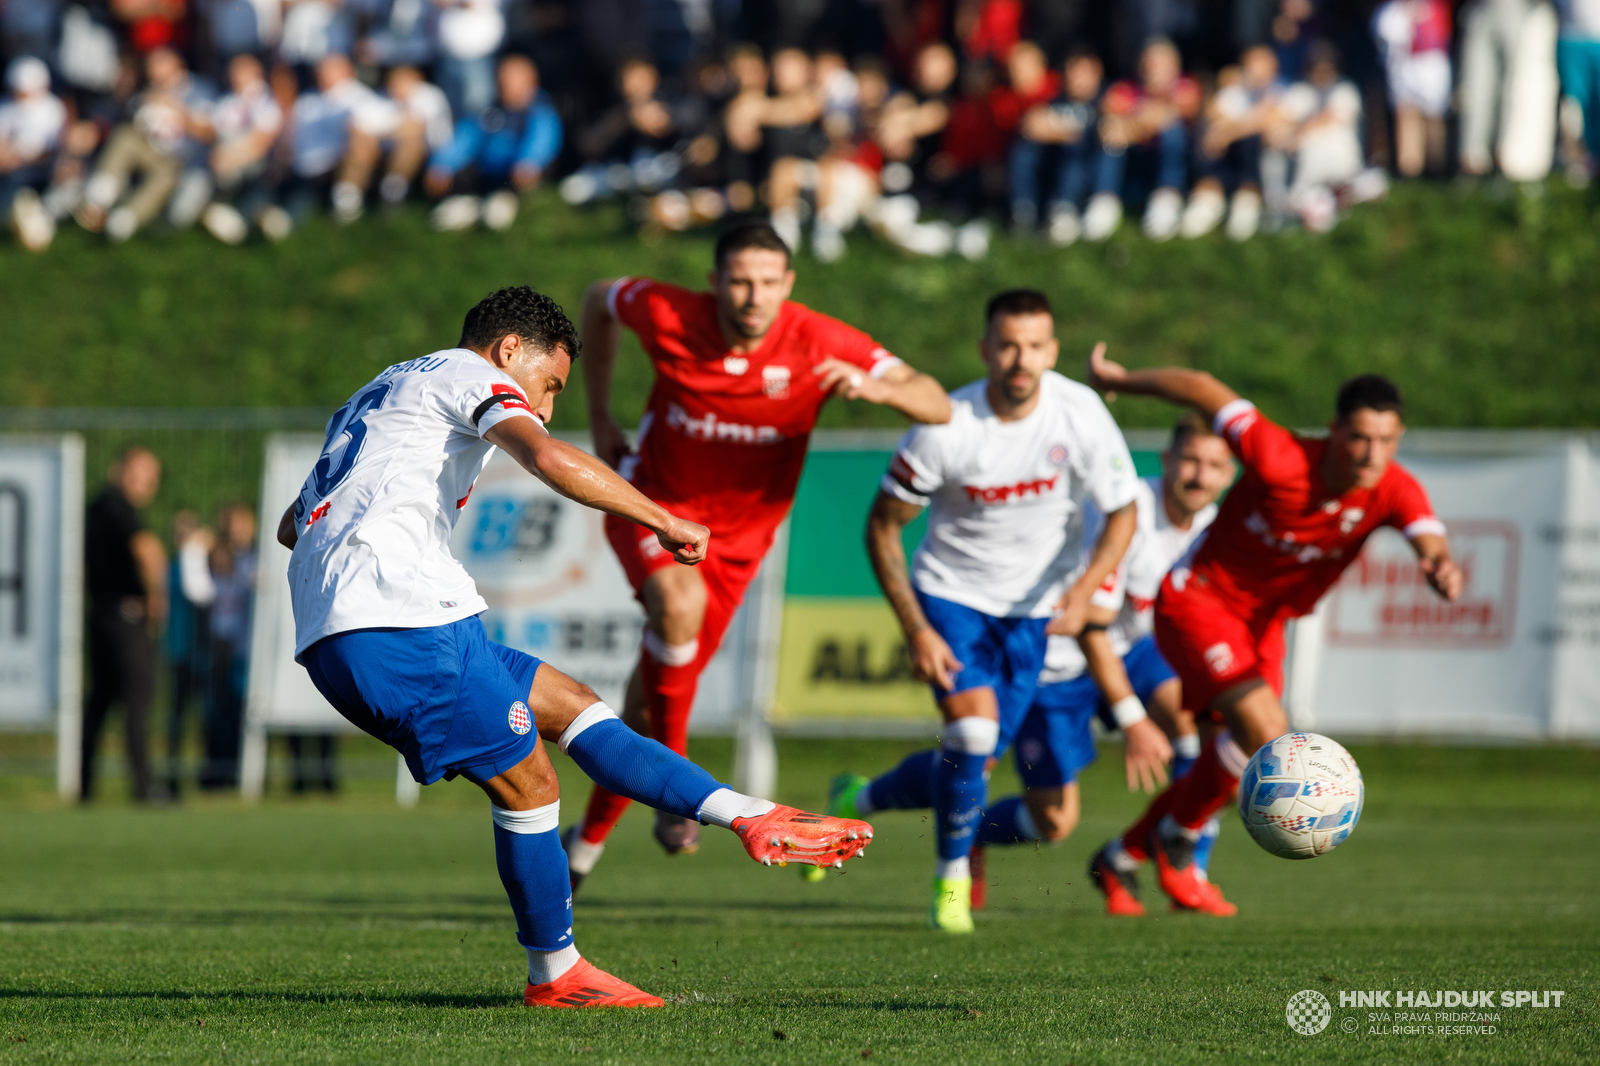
[1,181,1596,430]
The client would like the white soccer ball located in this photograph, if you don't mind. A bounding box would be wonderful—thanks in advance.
[1237,732,1363,859]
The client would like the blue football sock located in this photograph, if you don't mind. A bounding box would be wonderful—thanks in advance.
[934,746,989,861]
[864,748,938,811]
[1193,815,1221,875]
[560,709,722,821]
[977,795,1042,846]
[492,805,574,954]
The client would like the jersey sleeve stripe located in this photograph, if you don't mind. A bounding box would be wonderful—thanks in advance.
[606,277,633,319]
[1212,399,1258,441]
[471,386,532,428]
[867,351,905,380]
[1403,517,1447,539]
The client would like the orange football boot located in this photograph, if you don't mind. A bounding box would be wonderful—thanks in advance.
[730,804,873,868]
[524,958,664,1008]
[1088,844,1146,917]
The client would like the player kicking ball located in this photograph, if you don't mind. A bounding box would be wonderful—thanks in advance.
[277,286,872,1009]
[959,413,1236,913]
[825,290,1141,933]
[1083,350,1461,916]
[563,220,949,887]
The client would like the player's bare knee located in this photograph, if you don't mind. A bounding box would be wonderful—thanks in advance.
[527,662,603,738]
[644,570,707,645]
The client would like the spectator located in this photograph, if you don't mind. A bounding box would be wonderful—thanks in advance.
[81,446,166,804]
[200,501,256,790]
[1,56,68,251]
[1010,46,1100,243]
[640,54,737,232]
[762,47,824,252]
[426,52,560,231]
[75,46,215,241]
[432,0,504,117]
[1458,0,1560,179]
[198,0,282,77]
[3,0,62,66]
[336,63,451,214]
[1372,0,1453,177]
[199,52,284,243]
[112,0,187,54]
[279,0,352,86]
[878,40,956,195]
[1277,40,1388,231]
[356,0,431,68]
[1559,0,1600,182]
[808,54,891,261]
[560,56,679,205]
[720,42,768,213]
[1087,36,1201,242]
[279,51,396,227]
[163,509,214,797]
[1182,44,1285,241]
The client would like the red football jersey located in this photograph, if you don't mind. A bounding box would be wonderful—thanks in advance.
[608,277,901,557]
[1184,400,1444,619]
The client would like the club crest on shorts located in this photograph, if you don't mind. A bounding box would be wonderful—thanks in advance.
[508,701,532,735]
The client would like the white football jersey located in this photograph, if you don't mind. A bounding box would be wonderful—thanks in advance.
[882,371,1139,618]
[287,348,540,656]
[1039,475,1217,683]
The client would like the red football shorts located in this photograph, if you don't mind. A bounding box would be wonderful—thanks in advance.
[1153,569,1286,720]
[603,513,767,672]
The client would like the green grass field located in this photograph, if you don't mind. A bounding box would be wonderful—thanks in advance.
[2,737,1595,1064]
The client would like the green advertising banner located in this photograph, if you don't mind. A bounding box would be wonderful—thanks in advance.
[774,445,1163,727]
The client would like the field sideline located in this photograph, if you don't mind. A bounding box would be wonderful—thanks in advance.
[1,737,1595,1064]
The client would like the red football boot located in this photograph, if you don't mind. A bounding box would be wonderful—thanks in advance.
[1148,822,1210,911]
[969,845,988,912]
[524,958,664,1008]
[730,804,873,868]
[1088,844,1146,917]
[1169,879,1239,917]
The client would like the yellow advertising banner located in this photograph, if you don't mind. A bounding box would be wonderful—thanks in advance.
[771,598,940,725]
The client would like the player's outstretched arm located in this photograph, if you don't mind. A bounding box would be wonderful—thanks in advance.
[486,417,708,565]
[1412,532,1464,601]
[815,360,952,424]
[1086,342,1241,422]
[1047,502,1137,637]
[865,490,962,689]
[579,279,632,469]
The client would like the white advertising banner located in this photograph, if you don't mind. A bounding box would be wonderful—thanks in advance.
[1304,441,1600,740]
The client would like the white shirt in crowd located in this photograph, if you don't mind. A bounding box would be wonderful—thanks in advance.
[212,79,283,146]
[291,76,399,175]
[0,90,67,162]
[396,78,454,149]
[1039,476,1217,684]
[437,0,506,60]
[287,348,541,656]
[882,371,1140,619]
[1281,78,1364,188]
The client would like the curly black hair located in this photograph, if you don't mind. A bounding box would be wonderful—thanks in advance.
[1336,374,1403,421]
[459,286,581,360]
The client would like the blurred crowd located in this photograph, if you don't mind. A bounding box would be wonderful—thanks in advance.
[2,0,1596,256]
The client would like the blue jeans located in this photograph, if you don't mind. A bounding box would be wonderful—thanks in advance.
[1010,135,1099,219]
[1095,123,1189,200]
[437,55,496,119]
[1200,133,1263,192]
[0,160,51,211]
[1559,38,1600,158]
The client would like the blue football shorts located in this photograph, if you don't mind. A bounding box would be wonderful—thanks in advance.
[300,615,545,785]
[1014,634,1180,789]
[915,589,1049,755]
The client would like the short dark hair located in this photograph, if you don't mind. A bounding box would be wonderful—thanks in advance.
[985,288,1053,327]
[1169,410,1220,450]
[714,218,791,270]
[459,286,580,359]
[1336,373,1404,421]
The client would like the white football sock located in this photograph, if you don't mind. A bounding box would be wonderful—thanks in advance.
[1104,840,1140,873]
[935,856,971,880]
[696,787,775,828]
[565,834,605,876]
[1173,733,1202,761]
[1159,813,1203,842]
[527,944,580,986]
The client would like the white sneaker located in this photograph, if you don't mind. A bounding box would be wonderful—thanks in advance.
[1346,167,1389,205]
[431,194,480,232]
[1224,189,1261,242]
[10,188,55,251]
[896,219,954,257]
[379,172,409,206]
[1179,187,1224,238]
[105,206,138,243]
[1046,203,1080,246]
[812,219,846,262]
[1082,192,1122,242]
[955,219,990,261]
[331,181,364,225]
[482,189,519,232]
[558,171,597,205]
[258,204,294,241]
[201,202,249,245]
[1292,185,1338,234]
[1142,188,1182,241]
[770,207,801,255]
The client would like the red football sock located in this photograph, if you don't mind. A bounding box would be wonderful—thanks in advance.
[1166,738,1241,831]
[639,647,701,755]
[580,785,631,844]
[1119,788,1175,863]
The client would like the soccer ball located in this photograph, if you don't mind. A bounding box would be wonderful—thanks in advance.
[1237,732,1363,859]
